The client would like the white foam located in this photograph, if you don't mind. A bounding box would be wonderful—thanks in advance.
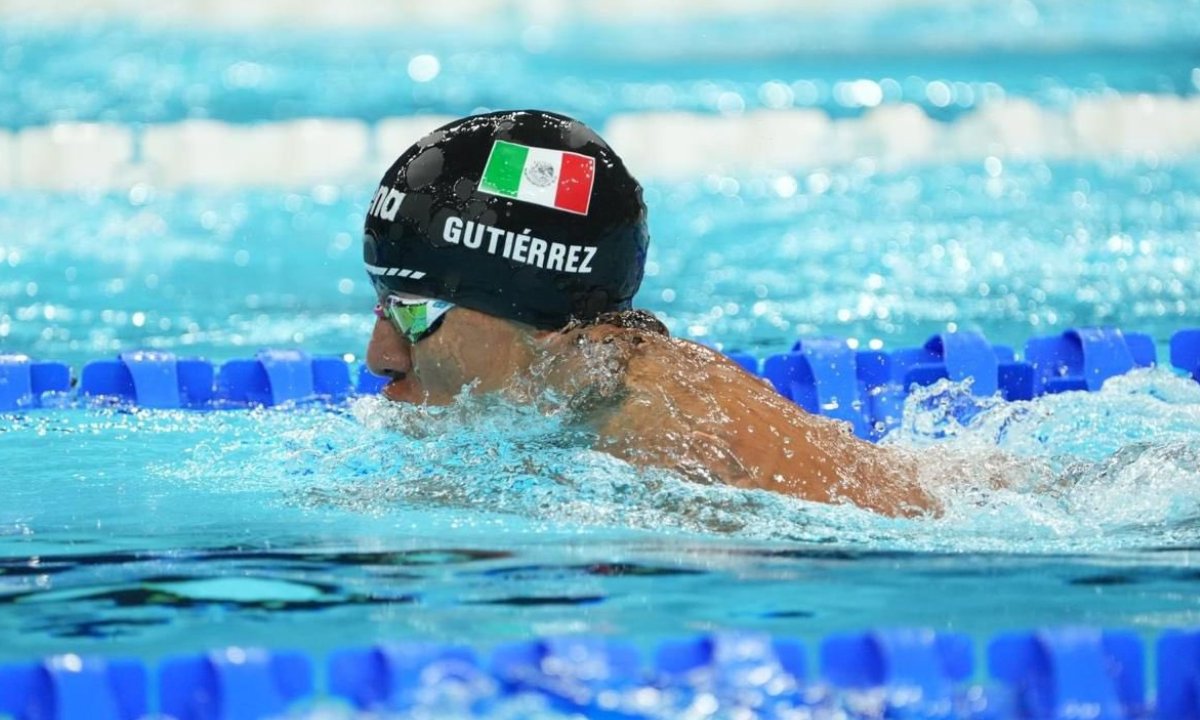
[374,115,458,173]
[610,98,1200,178]
[575,0,946,24]
[0,0,944,28]
[0,0,509,29]
[0,129,13,189]
[141,118,371,187]
[945,97,1073,160]
[605,110,834,179]
[1071,94,1200,158]
[5,99,1200,190]
[846,104,939,165]
[13,123,135,191]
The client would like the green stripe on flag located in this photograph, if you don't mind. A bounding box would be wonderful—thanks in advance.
[480,141,529,197]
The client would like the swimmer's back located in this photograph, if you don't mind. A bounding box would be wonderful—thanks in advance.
[558,324,931,516]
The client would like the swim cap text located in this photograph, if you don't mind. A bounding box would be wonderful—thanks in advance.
[367,185,407,222]
[442,216,597,275]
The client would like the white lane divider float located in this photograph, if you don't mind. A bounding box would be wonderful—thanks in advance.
[2,97,1200,190]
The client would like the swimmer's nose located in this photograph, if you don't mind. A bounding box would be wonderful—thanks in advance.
[366,316,413,380]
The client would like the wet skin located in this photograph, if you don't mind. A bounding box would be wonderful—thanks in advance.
[366,306,932,517]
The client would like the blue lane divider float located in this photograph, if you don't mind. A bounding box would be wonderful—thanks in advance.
[327,643,484,714]
[750,326,1190,439]
[2,628,1199,719]
[656,632,806,683]
[759,330,1041,440]
[356,362,389,395]
[81,351,215,409]
[491,637,644,718]
[888,331,1037,402]
[215,350,292,407]
[821,628,976,717]
[1024,328,1156,395]
[987,628,1146,720]
[216,349,353,407]
[724,350,759,375]
[763,337,874,439]
[0,354,71,411]
[1156,629,1200,719]
[654,633,809,716]
[1171,329,1200,384]
[159,648,313,720]
[887,331,1001,396]
[73,350,354,409]
[6,327,1200,439]
[0,655,147,720]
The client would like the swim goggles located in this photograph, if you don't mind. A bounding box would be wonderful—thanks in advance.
[374,294,454,344]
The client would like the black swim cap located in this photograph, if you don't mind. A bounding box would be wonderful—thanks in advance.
[363,110,649,329]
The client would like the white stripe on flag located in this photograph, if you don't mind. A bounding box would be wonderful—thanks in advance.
[516,146,563,209]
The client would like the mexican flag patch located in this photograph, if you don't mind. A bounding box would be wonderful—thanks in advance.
[478,140,595,215]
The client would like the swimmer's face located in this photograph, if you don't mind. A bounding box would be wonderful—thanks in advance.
[366,301,540,404]
[365,307,420,403]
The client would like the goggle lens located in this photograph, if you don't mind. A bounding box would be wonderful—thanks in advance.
[374,295,453,343]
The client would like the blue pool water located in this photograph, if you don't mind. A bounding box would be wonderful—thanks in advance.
[3,1,1199,128]
[2,0,1200,685]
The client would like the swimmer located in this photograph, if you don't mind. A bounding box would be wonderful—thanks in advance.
[363,110,930,517]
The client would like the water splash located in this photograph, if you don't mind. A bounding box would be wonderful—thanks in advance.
[884,368,1200,551]
[6,367,1198,555]
[151,367,1200,553]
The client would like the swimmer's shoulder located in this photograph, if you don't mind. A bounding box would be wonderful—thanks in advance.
[562,313,774,398]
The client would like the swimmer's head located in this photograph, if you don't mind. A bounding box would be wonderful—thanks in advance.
[363,110,649,330]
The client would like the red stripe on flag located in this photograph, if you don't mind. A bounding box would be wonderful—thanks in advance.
[554,153,595,215]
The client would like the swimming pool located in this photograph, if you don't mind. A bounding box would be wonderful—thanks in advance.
[3,0,1200,716]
